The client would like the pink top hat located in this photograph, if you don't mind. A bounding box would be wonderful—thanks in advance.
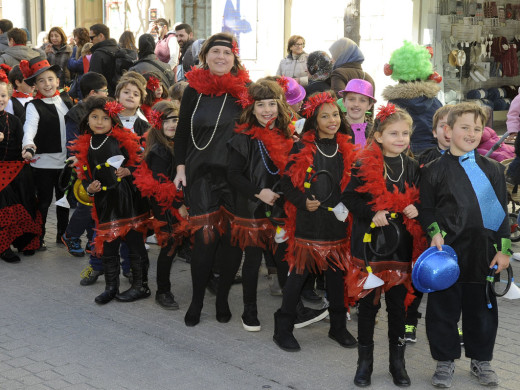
[338,79,376,102]
[285,77,306,105]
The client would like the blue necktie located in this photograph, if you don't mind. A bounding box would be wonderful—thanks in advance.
[459,150,505,231]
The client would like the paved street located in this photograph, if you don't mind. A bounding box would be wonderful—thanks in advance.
[1,212,520,390]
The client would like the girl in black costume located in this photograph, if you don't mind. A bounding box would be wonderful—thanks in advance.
[343,104,426,387]
[133,100,187,310]
[0,64,41,262]
[173,32,250,327]
[72,97,150,305]
[227,79,294,331]
[273,91,357,352]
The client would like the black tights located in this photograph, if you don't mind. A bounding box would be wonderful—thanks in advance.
[281,263,344,315]
[357,284,407,345]
[189,228,243,312]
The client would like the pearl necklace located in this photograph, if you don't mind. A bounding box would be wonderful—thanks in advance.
[90,134,110,150]
[190,93,228,151]
[314,142,338,158]
[386,154,404,183]
[257,140,279,175]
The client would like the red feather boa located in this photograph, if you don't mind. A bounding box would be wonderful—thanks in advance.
[71,126,142,181]
[185,67,250,99]
[283,130,357,273]
[234,123,294,172]
[348,144,427,306]
[132,161,188,248]
[132,161,184,217]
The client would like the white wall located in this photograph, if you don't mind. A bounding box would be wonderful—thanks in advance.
[360,0,416,103]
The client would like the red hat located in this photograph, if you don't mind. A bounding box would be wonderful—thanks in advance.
[19,56,61,86]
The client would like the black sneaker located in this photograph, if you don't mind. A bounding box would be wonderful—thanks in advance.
[80,266,103,286]
[61,234,85,257]
[23,250,35,256]
[155,291,179,310]
[1,248,21,263]
[294,307,329,329]
[405,325,417,343]
[241,304,261,332]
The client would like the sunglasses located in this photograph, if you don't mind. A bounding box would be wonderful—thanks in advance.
[89,34,98,41]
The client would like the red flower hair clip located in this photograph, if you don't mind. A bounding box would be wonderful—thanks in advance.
[146,76,160,91]
[376,103,397,123]
[0,64,11,84]
[277,76,289,93]
[232,41,239,56]
[104,101,125,117]
[237,89,254,108]
[148,110,163,129]
[301,92,336,118]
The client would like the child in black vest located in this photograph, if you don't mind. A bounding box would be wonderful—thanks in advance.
[20,56,73,249]
[7,65,34,123]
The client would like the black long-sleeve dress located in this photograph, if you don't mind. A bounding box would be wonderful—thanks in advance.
[72,126,149,254]
[227,123,293,250]
[173,67,250,239]
[281,129,357,274]
[342,145,426,300]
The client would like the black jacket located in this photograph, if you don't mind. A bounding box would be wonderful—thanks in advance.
[419,151,510,283]
[89,39,119,96]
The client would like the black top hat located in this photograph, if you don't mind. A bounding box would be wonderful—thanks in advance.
[19,56,61,86]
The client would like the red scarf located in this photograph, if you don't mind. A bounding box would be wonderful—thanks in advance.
[185,67,250,99]
[234,122,294,172]
[354,143,427,265]
[12,90,32,99]
[71,126,142,181]
[34,90,59,99]
[283,130,357,269]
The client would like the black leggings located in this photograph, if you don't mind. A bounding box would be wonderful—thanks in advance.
[357,284,407,345]
[241,242,289,305]
[189,227,243,310]
[281,263,344,315]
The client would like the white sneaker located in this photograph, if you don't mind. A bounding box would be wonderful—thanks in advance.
[511,252,520,261]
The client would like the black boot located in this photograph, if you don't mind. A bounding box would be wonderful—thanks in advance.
[328,308,357,348]
[116,255,151,302]
[354,343,374,387]
[273,309,300,352]
[95,256,120,304]
[389,341,411,387]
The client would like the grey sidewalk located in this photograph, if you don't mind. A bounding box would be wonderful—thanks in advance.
[1,218,520,389]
